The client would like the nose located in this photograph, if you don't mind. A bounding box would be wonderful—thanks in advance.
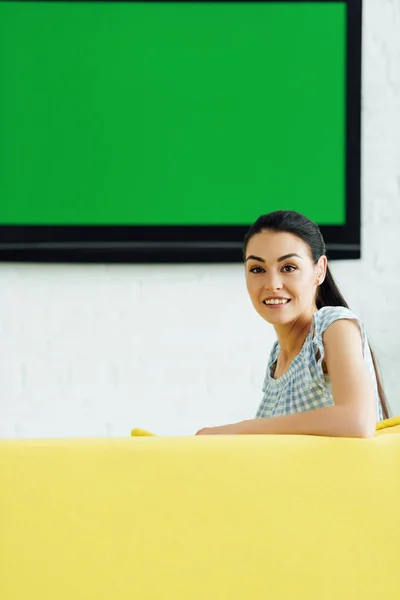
[264,270,283,291]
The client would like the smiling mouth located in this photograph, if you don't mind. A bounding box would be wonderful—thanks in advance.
[263,299,291,307]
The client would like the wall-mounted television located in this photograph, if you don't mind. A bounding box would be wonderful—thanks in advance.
[0,0,362,262]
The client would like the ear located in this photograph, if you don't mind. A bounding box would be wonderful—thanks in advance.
[316,255,328,285]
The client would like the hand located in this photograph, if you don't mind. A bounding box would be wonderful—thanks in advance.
[195,427,217,435]
[195,423,243,435]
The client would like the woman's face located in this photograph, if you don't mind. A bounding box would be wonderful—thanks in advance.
[245,230,326,325]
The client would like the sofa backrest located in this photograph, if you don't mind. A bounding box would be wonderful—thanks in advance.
[1,434,399,599]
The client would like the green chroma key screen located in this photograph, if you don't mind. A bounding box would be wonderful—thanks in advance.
[0,1,346,227]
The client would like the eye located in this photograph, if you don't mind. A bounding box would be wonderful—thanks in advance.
[249,266,265,274]
[281,264,297,273]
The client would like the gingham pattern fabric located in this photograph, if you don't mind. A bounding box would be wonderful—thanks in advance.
[255,306,383,422]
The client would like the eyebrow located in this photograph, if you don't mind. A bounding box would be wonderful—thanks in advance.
[245,253,303,263]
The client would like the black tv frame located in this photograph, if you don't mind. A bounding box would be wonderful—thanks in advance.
[0,0,362,263]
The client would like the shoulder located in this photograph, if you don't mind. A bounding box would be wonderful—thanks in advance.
[314,306,365,338]
[322,319,364,353]
[318,308,367,367]
[312,306,368,367]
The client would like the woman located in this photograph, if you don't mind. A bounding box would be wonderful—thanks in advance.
[196,210,390,438]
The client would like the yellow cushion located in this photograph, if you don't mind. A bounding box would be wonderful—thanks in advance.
[1,430,399,599]
[130,427,157,437]
[375,415,400,435]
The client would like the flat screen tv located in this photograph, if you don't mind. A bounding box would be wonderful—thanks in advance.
[0,0,362,262]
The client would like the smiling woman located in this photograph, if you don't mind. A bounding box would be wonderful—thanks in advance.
[195,210,391,438]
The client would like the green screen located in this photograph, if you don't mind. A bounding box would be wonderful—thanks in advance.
[0,1,346,226]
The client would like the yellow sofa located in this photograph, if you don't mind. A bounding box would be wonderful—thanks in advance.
[1,422,399,600]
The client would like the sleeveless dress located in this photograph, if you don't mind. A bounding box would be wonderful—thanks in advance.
[255,306,383,422]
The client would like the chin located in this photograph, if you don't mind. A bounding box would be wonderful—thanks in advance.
[260,312,291,325]
[259,304,295,323]
[266,316,293,326]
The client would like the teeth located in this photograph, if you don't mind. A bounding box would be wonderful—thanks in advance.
[264,299,289,305]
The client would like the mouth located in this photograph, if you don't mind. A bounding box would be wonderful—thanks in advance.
[263,298,291,309]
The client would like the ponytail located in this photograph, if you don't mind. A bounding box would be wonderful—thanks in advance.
[316,266,349,310]
[317,267,391,420]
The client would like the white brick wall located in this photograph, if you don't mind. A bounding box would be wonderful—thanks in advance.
[1,0,399,438]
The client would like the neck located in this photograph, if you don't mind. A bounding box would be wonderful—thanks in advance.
[274,307,318,360]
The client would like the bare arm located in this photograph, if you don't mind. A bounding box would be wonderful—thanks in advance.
[196,320,377,438]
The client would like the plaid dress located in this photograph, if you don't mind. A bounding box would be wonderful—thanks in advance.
[255,306,383,422]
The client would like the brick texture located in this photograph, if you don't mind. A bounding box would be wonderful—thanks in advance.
[0,0,399,437]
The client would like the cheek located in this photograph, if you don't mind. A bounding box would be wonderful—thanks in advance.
[286,273,313,297]
[296,274,317,298]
